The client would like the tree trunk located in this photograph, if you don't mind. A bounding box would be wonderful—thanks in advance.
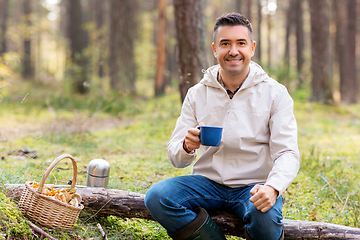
[154,0,167,96]
[0,0,9,55]
[284,0,294,86]
[95,0,104,78]
[309,0,333,104]
[333,0,346,104]
[22,0,33,80]
[67,0,89,94]
[34,2,43,82]
[235,0,242,13]
[245,0,252,22]
[173,0,207,103]
[109,1,118,93]
[267,13,272,69]
[343,0,357,104]
[256,0,262,64]
[109,0,137,93]
[295,0,305,89]
[5,184,360,239]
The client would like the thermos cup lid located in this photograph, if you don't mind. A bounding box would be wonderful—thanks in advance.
[87,159,110,177]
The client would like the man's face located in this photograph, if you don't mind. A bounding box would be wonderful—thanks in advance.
[212,25,256,78]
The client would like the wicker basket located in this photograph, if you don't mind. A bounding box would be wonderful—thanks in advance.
[19,154,84,229]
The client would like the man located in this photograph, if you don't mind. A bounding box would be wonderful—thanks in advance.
[145,12,300,240]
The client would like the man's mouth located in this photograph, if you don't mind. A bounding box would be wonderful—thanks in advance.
[226,58,243,62]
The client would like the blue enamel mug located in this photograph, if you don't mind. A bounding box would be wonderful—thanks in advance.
[198,126,223,146]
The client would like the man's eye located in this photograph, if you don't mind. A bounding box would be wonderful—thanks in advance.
[221,42,229,46]
[239,42,246,45]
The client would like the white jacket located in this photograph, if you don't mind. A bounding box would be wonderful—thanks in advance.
[167,61,300,196]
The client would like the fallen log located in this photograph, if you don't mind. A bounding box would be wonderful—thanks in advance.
[5,184,360,239]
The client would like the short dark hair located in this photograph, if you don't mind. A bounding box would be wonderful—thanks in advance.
[213,12,254,43]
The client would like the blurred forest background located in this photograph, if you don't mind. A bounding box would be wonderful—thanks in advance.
[0,0,358,105]
[1,0,360,239]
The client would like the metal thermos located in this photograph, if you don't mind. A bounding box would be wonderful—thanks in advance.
[86,159,110,188]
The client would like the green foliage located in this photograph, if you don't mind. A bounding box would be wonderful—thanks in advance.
[103,216,170,240]
[42,92,144,117]
[0,192,32,239]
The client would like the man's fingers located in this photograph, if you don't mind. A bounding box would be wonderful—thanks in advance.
[255,200,274,213]
[191,126,202,134]
[250,184,260,196]
[258,204,272,213]
[185,141,200,151]
[249,194,259,203]
[187,132,200,141]
[252,196,273,208]
[184,127,202,152]
[249,185,277,213]
[185,133,201,146]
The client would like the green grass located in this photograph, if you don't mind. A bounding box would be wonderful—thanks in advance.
[283,101,360,226]
[1,87,360,239]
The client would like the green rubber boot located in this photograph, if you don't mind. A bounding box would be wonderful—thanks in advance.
[168,208,227,240]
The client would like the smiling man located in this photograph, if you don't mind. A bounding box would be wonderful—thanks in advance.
[145,13,300,240]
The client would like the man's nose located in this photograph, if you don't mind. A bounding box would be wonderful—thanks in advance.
[229,44,239,55]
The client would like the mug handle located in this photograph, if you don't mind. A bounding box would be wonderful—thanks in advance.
[197,126,201,141]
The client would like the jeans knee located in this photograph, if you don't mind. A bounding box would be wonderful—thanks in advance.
[145,181,163,212]
[245,203,283,240]
[145,178,179,213]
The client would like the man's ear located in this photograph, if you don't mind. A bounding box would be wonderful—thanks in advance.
[212,42,217,58]
[251,41,256,57]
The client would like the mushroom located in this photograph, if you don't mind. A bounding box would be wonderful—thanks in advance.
[59,189,72,203]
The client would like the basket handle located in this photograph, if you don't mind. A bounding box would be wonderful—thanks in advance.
[37,154,78,194]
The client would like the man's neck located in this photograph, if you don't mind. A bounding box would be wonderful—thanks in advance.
[219,67,250,92]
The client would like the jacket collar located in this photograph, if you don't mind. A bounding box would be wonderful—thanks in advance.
[200,61,269,91]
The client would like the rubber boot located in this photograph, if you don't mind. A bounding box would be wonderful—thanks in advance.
[168,208,227,240]
[245,228,284,240]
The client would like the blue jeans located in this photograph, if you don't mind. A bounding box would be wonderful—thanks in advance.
[145,175,283,240]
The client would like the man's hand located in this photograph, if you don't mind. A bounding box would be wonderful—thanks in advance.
[249,185,279,213]
[183,126,202,153]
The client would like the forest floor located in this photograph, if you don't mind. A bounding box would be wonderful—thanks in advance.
[1,87,360,239]
[0,115,126,141]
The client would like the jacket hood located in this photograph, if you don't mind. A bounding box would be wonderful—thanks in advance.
[199,61,270,90]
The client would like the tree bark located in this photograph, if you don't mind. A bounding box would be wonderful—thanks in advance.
[173,0,207,103]
[267,13,272,69]
[95,0,104,78]
[67,0,89,94]
[235,0,242,13]
[256,0,262,64]
[22,0,33,80]
[295,0,305,89]
[109,0,137,93]
[284,0,294,86]
[309,0,333,104]
[154,0,167,96]
[5,184,360,239]
[343,0,357,104]
[245,0,252,22]
[333,0,347,104]
[109,0,118,93]
[0,0,9,55]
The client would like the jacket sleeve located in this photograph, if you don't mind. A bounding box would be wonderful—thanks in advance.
[265,86,301,196]
[167,90,198,168]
